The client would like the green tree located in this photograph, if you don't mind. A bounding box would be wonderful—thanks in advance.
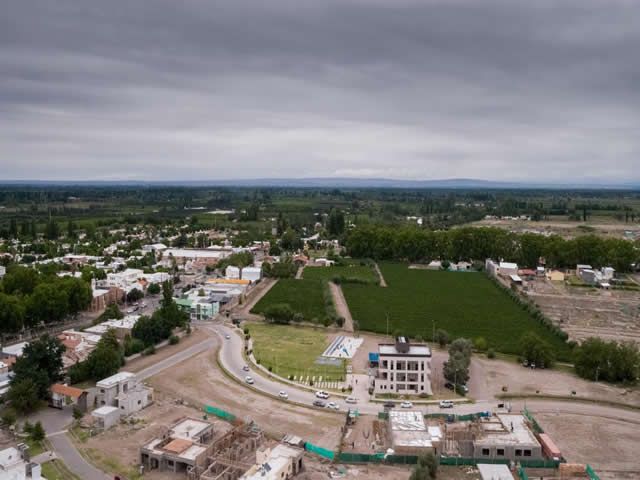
[59,277,92,314]
[0,293,26,332]
[264,303,294,324]
[147,283,161,295]
[520,331,555,368]
[31,421,46,442]
[8,378,40,413]
[26,283,69,325]
[280,228,302,251]
[1,409,17,426]
[443,351,470,386]
[473,337,488,352]
[127,288,144,303]
[86,329,124,379]
[417,452,438,479]
[11,334,65,399]
[434,329,451,348]
[2,266,40,295]
[327,208,345,236]
[449,338,472,362]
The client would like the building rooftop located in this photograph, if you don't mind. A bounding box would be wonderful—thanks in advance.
[475,414,540,447]
[170,418,212,441]
[163,438,193,454]
[477,464,515,480]
[2,342,28,357]
[96,371,136,388]
[499,262,518,269]
[241,444,302,480]
[93,406,120,416]
[379,344,431,356]
[389,411,440,448]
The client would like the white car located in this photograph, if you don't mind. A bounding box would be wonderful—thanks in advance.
[439,400,454,408]
[315,391,329,399]
[278,391,289,399]
[242,365,250,372]
[345,397,357,404]
[327,402,339,410]
[225,334,231,339]
[245,376,254,384]
[400,401,413,408]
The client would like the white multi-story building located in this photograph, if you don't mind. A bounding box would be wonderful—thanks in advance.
[225,265,240,279]
[104,268,169,292]
[0,445,42,480]
[96,371,153,416]
[374,337,432,395]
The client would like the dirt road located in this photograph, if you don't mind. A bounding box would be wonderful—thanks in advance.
[329,281,353,332]
[235,277,277,318]
[374,263,387,287]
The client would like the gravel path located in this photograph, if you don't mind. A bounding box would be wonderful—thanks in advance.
[374,263,387,287]
[329,281,353,332]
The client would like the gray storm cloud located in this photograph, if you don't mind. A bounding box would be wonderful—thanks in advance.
[1,0,639,182]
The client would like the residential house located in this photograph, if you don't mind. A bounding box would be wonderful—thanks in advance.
[241,267,261,282]
[92,406,120,430]
[96,371,153,416]
[50,384,88,412]
[0,445,42,480]
[225,266,240,279]
[240,443,304,480]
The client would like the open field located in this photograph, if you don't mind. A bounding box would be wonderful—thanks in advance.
[524,277,640,344]
[250,278,327,321]
[248,322,346,381]
[303,264,379,283]
[342,263,572,360]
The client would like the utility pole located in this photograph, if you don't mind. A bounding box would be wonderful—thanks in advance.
[386,313,390,339]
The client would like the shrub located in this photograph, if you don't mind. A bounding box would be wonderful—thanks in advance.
[487,349,496,359]
[1,409,16,426]
[309,380,314,386]
[169,335,179,345]
[143,345,156,356]
[243,327,249,334]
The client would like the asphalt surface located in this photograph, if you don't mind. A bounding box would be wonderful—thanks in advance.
[203,321,492,416]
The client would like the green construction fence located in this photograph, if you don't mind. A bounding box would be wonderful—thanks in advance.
[522,408,544,434]
[305,442,335,460]
[586,465,600,480]
[205,405,237,422]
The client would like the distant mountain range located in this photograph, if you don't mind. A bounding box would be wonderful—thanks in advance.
[1,178,639,189]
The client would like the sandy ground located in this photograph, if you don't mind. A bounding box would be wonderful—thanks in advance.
[147,336,344,449]
[525,277,640,344]
[329,282,354,332]
[535,412,640,479]
[473,353,640,407]
[470,218,639,240]
[374,263,387,287]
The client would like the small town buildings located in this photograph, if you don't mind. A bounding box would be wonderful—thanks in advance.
[85,315,140,340]
[240,443,304,480]
[374,337,432,395]
[143,243,168,253]
[477,464,515,480]
[0,361,8,375]
[472,414,543,462]
[0,445,42,480]
[58,330,101,368]
[140,418,215,474]
[176,296,220,321]
[548,270,565,282]
[96,371,153,415]
[225,266,240,279]
[163,248,230,267]
[92,406,121,430]
[1,342,28,359]
[50,384,88,412]
[90,285,123,312]
[0,265,5,278]
[0,372,15,397]
[388,410,442,455]
[498,262,518,277]
[575,264,592,276]
[241,266,262,282]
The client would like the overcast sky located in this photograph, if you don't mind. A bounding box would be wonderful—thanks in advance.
[2,1,639,182]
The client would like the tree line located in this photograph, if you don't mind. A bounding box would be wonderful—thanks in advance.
[0,266,92,333]
[346,225,638,271]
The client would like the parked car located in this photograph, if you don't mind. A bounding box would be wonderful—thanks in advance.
[225,334,231,339]
[345,397,357,404]
[141,302,148,308]
[460,385,469,393]
[242,365,250,372]
[327,402,339,410]
[315,391,329,399]
[444,382,454,390]
[400,401,413,408]
[313,400,326,408]
[245,376,254,384]
[439,400,454,408]
[278,391,288,399]
[383,401,395,409]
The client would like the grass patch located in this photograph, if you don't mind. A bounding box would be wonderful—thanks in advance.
[248,322,346,381]
[343,263,572,360]
[41,460,82,480]
[70,423,89,443]
[251,279,327,322]
[303,264,378,284]
[23,438,45,457]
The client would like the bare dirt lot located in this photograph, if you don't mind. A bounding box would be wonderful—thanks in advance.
[525,279,640,344]
[472,353,640,407]
[535,412,640,480]
[148,340,344,450]
[470,218,638,239]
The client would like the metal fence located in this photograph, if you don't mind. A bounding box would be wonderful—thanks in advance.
[522,408,544,434]
[517,466,529,480]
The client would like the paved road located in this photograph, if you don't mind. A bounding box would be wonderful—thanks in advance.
[204,321,489,416]
[137,335,217,380]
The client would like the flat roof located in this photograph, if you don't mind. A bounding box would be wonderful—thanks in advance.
[171,418,212,441]
[389,411,435,448]
[2,342,28,356]
[164,248,227,258]
[163,438,193,454]
[93,406,119,416]
[379,344,431,356]
[96,371,135,388]
[477,464,515,480]
[476,414,540,447]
